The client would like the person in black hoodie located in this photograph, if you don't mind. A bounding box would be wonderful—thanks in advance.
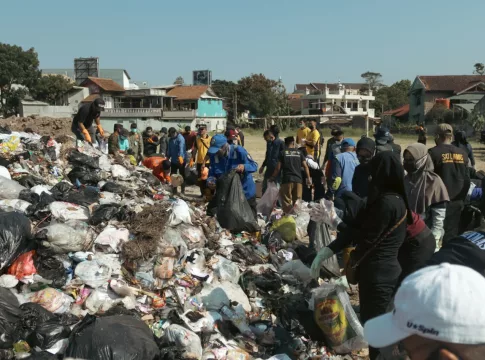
[159,127,168,156]
[311,151,413,360]
[142,127,160,157]
[351,137,376,198]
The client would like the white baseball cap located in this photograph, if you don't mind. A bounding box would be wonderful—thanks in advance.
[364,263,485,348]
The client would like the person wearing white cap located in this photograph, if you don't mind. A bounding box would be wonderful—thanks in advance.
[364,263,485,359]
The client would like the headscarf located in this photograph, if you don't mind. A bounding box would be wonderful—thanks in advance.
[404,143,449,215]
[368,151,413,224]
[356,137,376,156]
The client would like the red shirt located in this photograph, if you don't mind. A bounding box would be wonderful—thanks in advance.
[182,131,197,151]
[406,212,426,239]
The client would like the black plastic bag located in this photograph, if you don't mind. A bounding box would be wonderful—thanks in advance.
[15,303,55,342]
[216,172,259,233]
[142,172,161,186]
[0,288,21,349]
[89,204,121,226]
[19,189,40,206]
[25,351,58,359]
[67,166,100,185]
[27,319,70,350]
[65,315,160,360]
[17,175,45,188]
[33,253,67,288]
[68,150,100,169]
[101,182,125,194]
[0,212,32,271]
[65,187,100,207]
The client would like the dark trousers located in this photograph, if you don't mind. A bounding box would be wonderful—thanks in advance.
[443,199,464,244]
[171,162,186,193]
[359,277,398,360]
[398,228,435,284]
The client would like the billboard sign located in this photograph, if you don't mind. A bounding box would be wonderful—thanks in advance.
[193,70,212,86]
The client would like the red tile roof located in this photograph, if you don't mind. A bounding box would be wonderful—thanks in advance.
[418,75,485,93]
[168,85,209,100]
[83,77,125,92]
[81,94,101,103]
[382,104,409,117]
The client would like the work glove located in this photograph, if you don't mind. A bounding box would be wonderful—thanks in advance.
[178,156,184,165]
[82,129,92,143]
[189,159,195,167]
[332,177,342,191]
[97,125,105,137]
[310,199,342,229]
[310,247,335,279]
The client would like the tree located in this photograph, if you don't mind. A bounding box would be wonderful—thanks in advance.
[211,79,237,120]
[0,43,41,117]
[474,63,485,75]
[173,76,184,85]
[31,74,74,105]
[468,109,485,132]
[373,79,411,116]
[361,71,383,91]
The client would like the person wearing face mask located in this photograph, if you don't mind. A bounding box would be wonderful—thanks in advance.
[404,143,450,251]
[159,127,168,156]
[296,120,310,147]
[128,123,144,163]
[108,123,123,155]
[428,124,469,244]
[352,137,376,198]
[143,127,160,157]
[71,98,106,145]
[259,128,285,194]
[117,128,130,155]
[305,119,321,160]
[167,127,187,194]
[328,138,359,199]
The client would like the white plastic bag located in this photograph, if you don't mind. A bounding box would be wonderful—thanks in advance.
[211,255,240,283]
[49,202,89,222]
[0,274,19,288]
[42,220,93,253]
[0,165,11,179]
[310,198,342,229]
[178,223,206,249]
[295,212,310,240]
[30,185,52,195]
[280,260,313,284]
[168,199,192,226]
[75,259,112,288]
[257,181,279,218]
[311,284,367,354]
[0,199,31,214]
[0,176,26,199]
[111,164,131,179]
[163,324,202,360]
[85,289,117,314]
[199,280,251,312]
[30,287,73,314]
[94,225,129,253]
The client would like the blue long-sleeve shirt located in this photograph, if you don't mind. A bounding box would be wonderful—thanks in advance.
[262,138,285,180]
[208,145,258,199]
[167,133,186,164]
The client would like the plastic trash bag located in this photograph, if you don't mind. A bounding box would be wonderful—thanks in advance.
[75,260,112,288]
[27,319,71,351]
[100,181,125,194]
[65,315,160,360]
[163,324,203,360]
[67,166,100,186]
[212,255,241,283]
[311,284,367,354]
[153,256,175,279]
[220,304,255,339]
[310,222,341,278]
[141,171,161,186]
[94,226,130,253]
[48,202,89,222]
[216,171,259,233]
[65,187,100,207]
[16,303,56,341]
[8,250,37,279]
[68,150,100,169]
[198,280,251,312]
[0,212,32,271]
[30,288,73,314]
[0,176,27,200]
[178,223,206,249]
[168,199,192,226]
[0,165,11,179]
[84,289,117,314]
[0,287,21,349]
[279,260,313,284]
[0,274,18,288]
[89,204,132,226]
[270,216,297,242]
[111,164,131,179]
[257,181,279,218]
[33,253,68,288]
[0,199,32,214]
[295,212,311,241]
[40,220,93,254]
[310,198,343,230]
[30,185,52,196]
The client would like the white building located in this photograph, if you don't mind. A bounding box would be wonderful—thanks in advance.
[296,82,376,118]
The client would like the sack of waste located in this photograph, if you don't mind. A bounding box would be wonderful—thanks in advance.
[8,250,37,280]
[38,220,93,254]
[270,216,296,242]
[311,283,367,354]
[65,315,160,360]
[0,199,32,214]
[33,252,68,288]
[89,204,132,226]
[256,180,279,218]
[162,324,202,360]
[94,226,130,253]
[75,259,112,288]
[0,287,21,349]
[48,202,89,222]
[68,150,100,169]
[30,288,73,314]
[0,212,32,271]
[111,164,131,179]
[216,171,259,233]
[168,199,192,226]
[309,221,341,278]
[67,166,100,186]
[0,176,27,200]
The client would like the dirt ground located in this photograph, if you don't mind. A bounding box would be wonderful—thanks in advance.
[0,116,73,137]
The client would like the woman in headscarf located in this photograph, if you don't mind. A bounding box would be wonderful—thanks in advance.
[351,136,376,198]
[311,152,413,360]
[403,143,449,251]
[452,130,475,167]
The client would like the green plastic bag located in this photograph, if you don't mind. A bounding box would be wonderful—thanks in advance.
[270,216,296,242]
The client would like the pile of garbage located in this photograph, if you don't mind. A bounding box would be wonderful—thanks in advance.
[0,128,368,359]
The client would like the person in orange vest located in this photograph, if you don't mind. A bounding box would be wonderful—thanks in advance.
[142,156,171,184]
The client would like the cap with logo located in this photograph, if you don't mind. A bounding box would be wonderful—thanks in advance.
[374,127,391,145]
[364,263,485,348]
[436,123,453,137]
[208,134,228,154]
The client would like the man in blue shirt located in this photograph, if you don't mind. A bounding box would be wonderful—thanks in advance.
[206,134,258,217]
[167,127,186,194]
[329,138,359,199]
[259,127,285,194]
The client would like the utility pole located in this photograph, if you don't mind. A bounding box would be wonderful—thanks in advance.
[234,90,238,123]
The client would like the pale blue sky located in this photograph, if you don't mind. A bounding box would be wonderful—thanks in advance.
[2,0,485,90]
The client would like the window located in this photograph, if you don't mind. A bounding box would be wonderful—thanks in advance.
[341,102,345,108]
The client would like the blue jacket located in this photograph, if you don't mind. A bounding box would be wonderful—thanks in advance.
[167,133,186,163]
[331,151,359,197]
[262,138,285,180]
[208,145,258,199]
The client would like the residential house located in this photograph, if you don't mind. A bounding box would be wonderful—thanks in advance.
[79,77,126,109]
[295,82,376,117]
[409,75,485,124]
[43,69,132,89]
[381,104,410,126]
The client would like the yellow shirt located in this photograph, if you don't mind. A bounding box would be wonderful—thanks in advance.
[296,127,310,145]
[195,135,211,164]
[306,129,320,158]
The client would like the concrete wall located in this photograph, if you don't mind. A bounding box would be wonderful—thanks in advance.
[196,99,226,118]
[21,104,75,118]
[100,117,226,134]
